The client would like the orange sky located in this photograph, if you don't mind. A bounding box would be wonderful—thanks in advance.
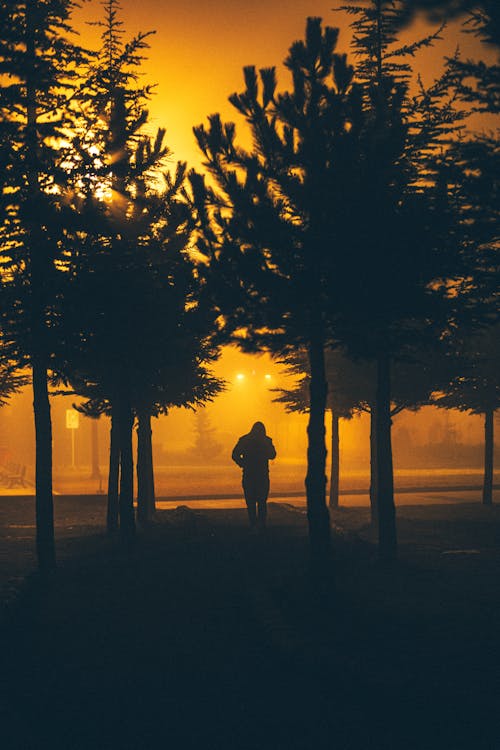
[62,1,497,469]
[74,0,498,169]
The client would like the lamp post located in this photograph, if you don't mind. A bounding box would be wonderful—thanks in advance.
[65,409,79,468]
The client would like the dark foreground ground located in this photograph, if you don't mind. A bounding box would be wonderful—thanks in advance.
[1,499,500,750]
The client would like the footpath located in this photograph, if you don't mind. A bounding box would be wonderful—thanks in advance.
[1,503,500,750]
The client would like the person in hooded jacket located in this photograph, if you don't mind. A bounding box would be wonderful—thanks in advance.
[232,421,277,529]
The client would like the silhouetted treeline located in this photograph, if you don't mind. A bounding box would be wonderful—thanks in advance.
[0,0,222,567]
[192,3,498,560]
[0,0,498,570]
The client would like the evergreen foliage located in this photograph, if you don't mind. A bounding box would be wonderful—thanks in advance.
[57,0,223,533]
[434,326,500,505]
[395,0,500,46]
[193,6,467,559]
[189,409,223,462]
[0,0,90,570]
[193,17,362,558]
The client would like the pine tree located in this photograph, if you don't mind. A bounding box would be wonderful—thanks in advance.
[434,326,500,505]
[276,345,449,515]
[57,0,222,533]
[331,0,467,558]
[193,18,359,561]
[274,348,367,509]
[432,134,499,506]
[386,2,500,111]
[193,9,464,560]
[190,409,223,463]
[0,0,89,570]
[396,1,500,47]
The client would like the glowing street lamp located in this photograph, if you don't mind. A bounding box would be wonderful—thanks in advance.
[65,409,79,468]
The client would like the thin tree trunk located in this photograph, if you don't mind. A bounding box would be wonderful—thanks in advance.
[118,397,135,542]
[136,413,147,524]
[482,408,494,507]
[147,416,156,518]
[90,417,101,480]
[107,411,119,533]
[137,409,155,523]
[305,332,331,560]
[329,411,340,510]
[32,360,55,572]
[369,405,378,525]
[375,353,397,560]
[27,0,55,573]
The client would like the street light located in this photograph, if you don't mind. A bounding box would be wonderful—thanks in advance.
[65,409,79,468]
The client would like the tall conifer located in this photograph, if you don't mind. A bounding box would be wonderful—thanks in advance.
[194,7,465,559]
[193,19,358,560]
[0,0,88,570]
[59,0,222,534]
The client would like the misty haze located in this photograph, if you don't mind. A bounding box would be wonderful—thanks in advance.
[1,1,499,749]
[1,346,497,499]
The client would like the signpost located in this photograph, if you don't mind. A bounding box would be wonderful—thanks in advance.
[66,409,79,468]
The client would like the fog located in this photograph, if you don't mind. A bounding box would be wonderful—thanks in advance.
[0,346,496,497]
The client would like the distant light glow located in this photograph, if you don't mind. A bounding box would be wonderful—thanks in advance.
[264,374,272,380]
[236,373,245,381]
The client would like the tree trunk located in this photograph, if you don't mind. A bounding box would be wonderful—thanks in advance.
[32,360,56,572]
[136,415,147,524]
[329,411,340,510]
[90,417,101,480]
[137,409,155,524]
[26,2,55,573]
[147,417,156,519]
[482,408,494,507]
[118,397,135,542]
[107,411,120,534]
[369,405,378,525]
[305,333,331,560]
[375,353,397,560]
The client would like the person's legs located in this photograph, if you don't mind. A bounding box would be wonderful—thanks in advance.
[246,498,257,526]
[256,499,267,529]
[243,476,257,526]
[256,477,270,529]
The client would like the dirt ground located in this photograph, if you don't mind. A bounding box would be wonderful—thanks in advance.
[1,498,500,749]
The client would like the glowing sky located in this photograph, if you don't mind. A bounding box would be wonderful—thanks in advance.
[74,0,497,169]
[66,0,497,465]
[1,3,496,486]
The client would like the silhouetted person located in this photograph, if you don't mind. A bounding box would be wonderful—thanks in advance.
[232,421,276,529]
